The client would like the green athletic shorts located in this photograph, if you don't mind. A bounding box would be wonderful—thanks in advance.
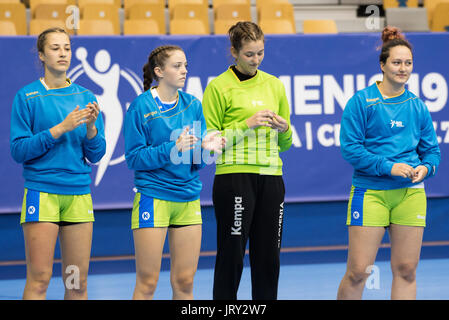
[131,192,202,229]
[20,188,94,224]
[346,186,427,227]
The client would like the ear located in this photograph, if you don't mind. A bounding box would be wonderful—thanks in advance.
[38,51,45,63]
[379,62,385,73]
[154,66,163,79]
[230,47,238,60]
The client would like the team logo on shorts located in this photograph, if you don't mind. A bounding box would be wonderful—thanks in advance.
[27,206,35,215]
[142,211,151,221]
[352,211,360,219]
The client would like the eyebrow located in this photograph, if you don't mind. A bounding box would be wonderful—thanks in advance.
[244,49,264,54]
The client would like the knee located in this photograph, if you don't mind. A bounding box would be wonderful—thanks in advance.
[136,271,159,296]
[27,269,52,295]
[346,266,371,286]
[171,271,194,294]
[392,262,417,283]
[65,274,88,297]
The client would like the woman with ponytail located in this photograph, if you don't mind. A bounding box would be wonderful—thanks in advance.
[202,21,292,300]
[337,26,440,299]
[10,28,106,299]
[124,45,226,300]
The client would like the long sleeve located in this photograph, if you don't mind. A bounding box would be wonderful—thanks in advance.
[82,112,106,164]
[10,92,57,164]
[417,104,441,178]
[124,108,176,171]
[193,104,208,170]
[202,82,249,150]
[277,82,292,152]
[340,96,394,176]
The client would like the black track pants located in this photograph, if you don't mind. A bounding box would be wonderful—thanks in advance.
[212,173,285,300]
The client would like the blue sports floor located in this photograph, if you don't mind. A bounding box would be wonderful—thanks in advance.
[1,254,448,300]
[1,201,448,300]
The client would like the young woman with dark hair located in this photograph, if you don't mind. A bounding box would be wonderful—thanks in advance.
[337,26,440,300]
[124,45,226,300]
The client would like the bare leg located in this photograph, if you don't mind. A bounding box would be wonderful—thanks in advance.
[168,225,202,300]
[337,226,386,300]
[22,222,59,300]
[59,222,93,300]
[132,227,167,300]
[389,224,423,300]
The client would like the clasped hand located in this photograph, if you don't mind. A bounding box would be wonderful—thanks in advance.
[245,109,288,133]
[176,127,227,154]
[391,163,428,183]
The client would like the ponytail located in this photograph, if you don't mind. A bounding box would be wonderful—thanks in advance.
[379,26,413,64]
[143,45,183,91]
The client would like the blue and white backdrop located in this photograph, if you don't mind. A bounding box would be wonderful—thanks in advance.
[1,33,448,213]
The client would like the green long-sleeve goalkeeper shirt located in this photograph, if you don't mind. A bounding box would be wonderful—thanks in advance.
[202,67,292,176]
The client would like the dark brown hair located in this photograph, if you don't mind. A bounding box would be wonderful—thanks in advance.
[142,45,183,91]
[379,26,413,65]
[228,21,264,53]
[37,27,70,54]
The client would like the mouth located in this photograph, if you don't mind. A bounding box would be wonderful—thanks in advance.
[57,61,68,64]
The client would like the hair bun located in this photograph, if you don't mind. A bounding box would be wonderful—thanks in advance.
[381,26,405,43]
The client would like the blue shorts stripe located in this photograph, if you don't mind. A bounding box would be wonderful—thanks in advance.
[350,187,366,226]
[25,189,40,222]
[139,194,154,228]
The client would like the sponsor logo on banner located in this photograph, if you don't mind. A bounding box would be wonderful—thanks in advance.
[68,47,143,186]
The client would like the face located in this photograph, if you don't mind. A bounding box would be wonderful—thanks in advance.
[231,39,264,76]
[380,45,413,87]
[155,50,188,89]
[38,32,71,74]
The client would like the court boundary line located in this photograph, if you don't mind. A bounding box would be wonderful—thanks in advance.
[1,240,448,267]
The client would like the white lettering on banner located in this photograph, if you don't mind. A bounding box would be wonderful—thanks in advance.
[184,73,447,115]
[317,123,341,147]
[323,74,354,115]
[434,121,449,144]
[422,73,448,112]
[185,76,203,101]
[291,125,302,148]
[185,76,216,101]
[407,73,420,96]
[292,123,341,149]
[294,75,322,115]
[279,75,292,114]
[182,72,448,151]
[305,122,313,150]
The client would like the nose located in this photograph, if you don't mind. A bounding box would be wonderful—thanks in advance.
[399,62,408,72]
